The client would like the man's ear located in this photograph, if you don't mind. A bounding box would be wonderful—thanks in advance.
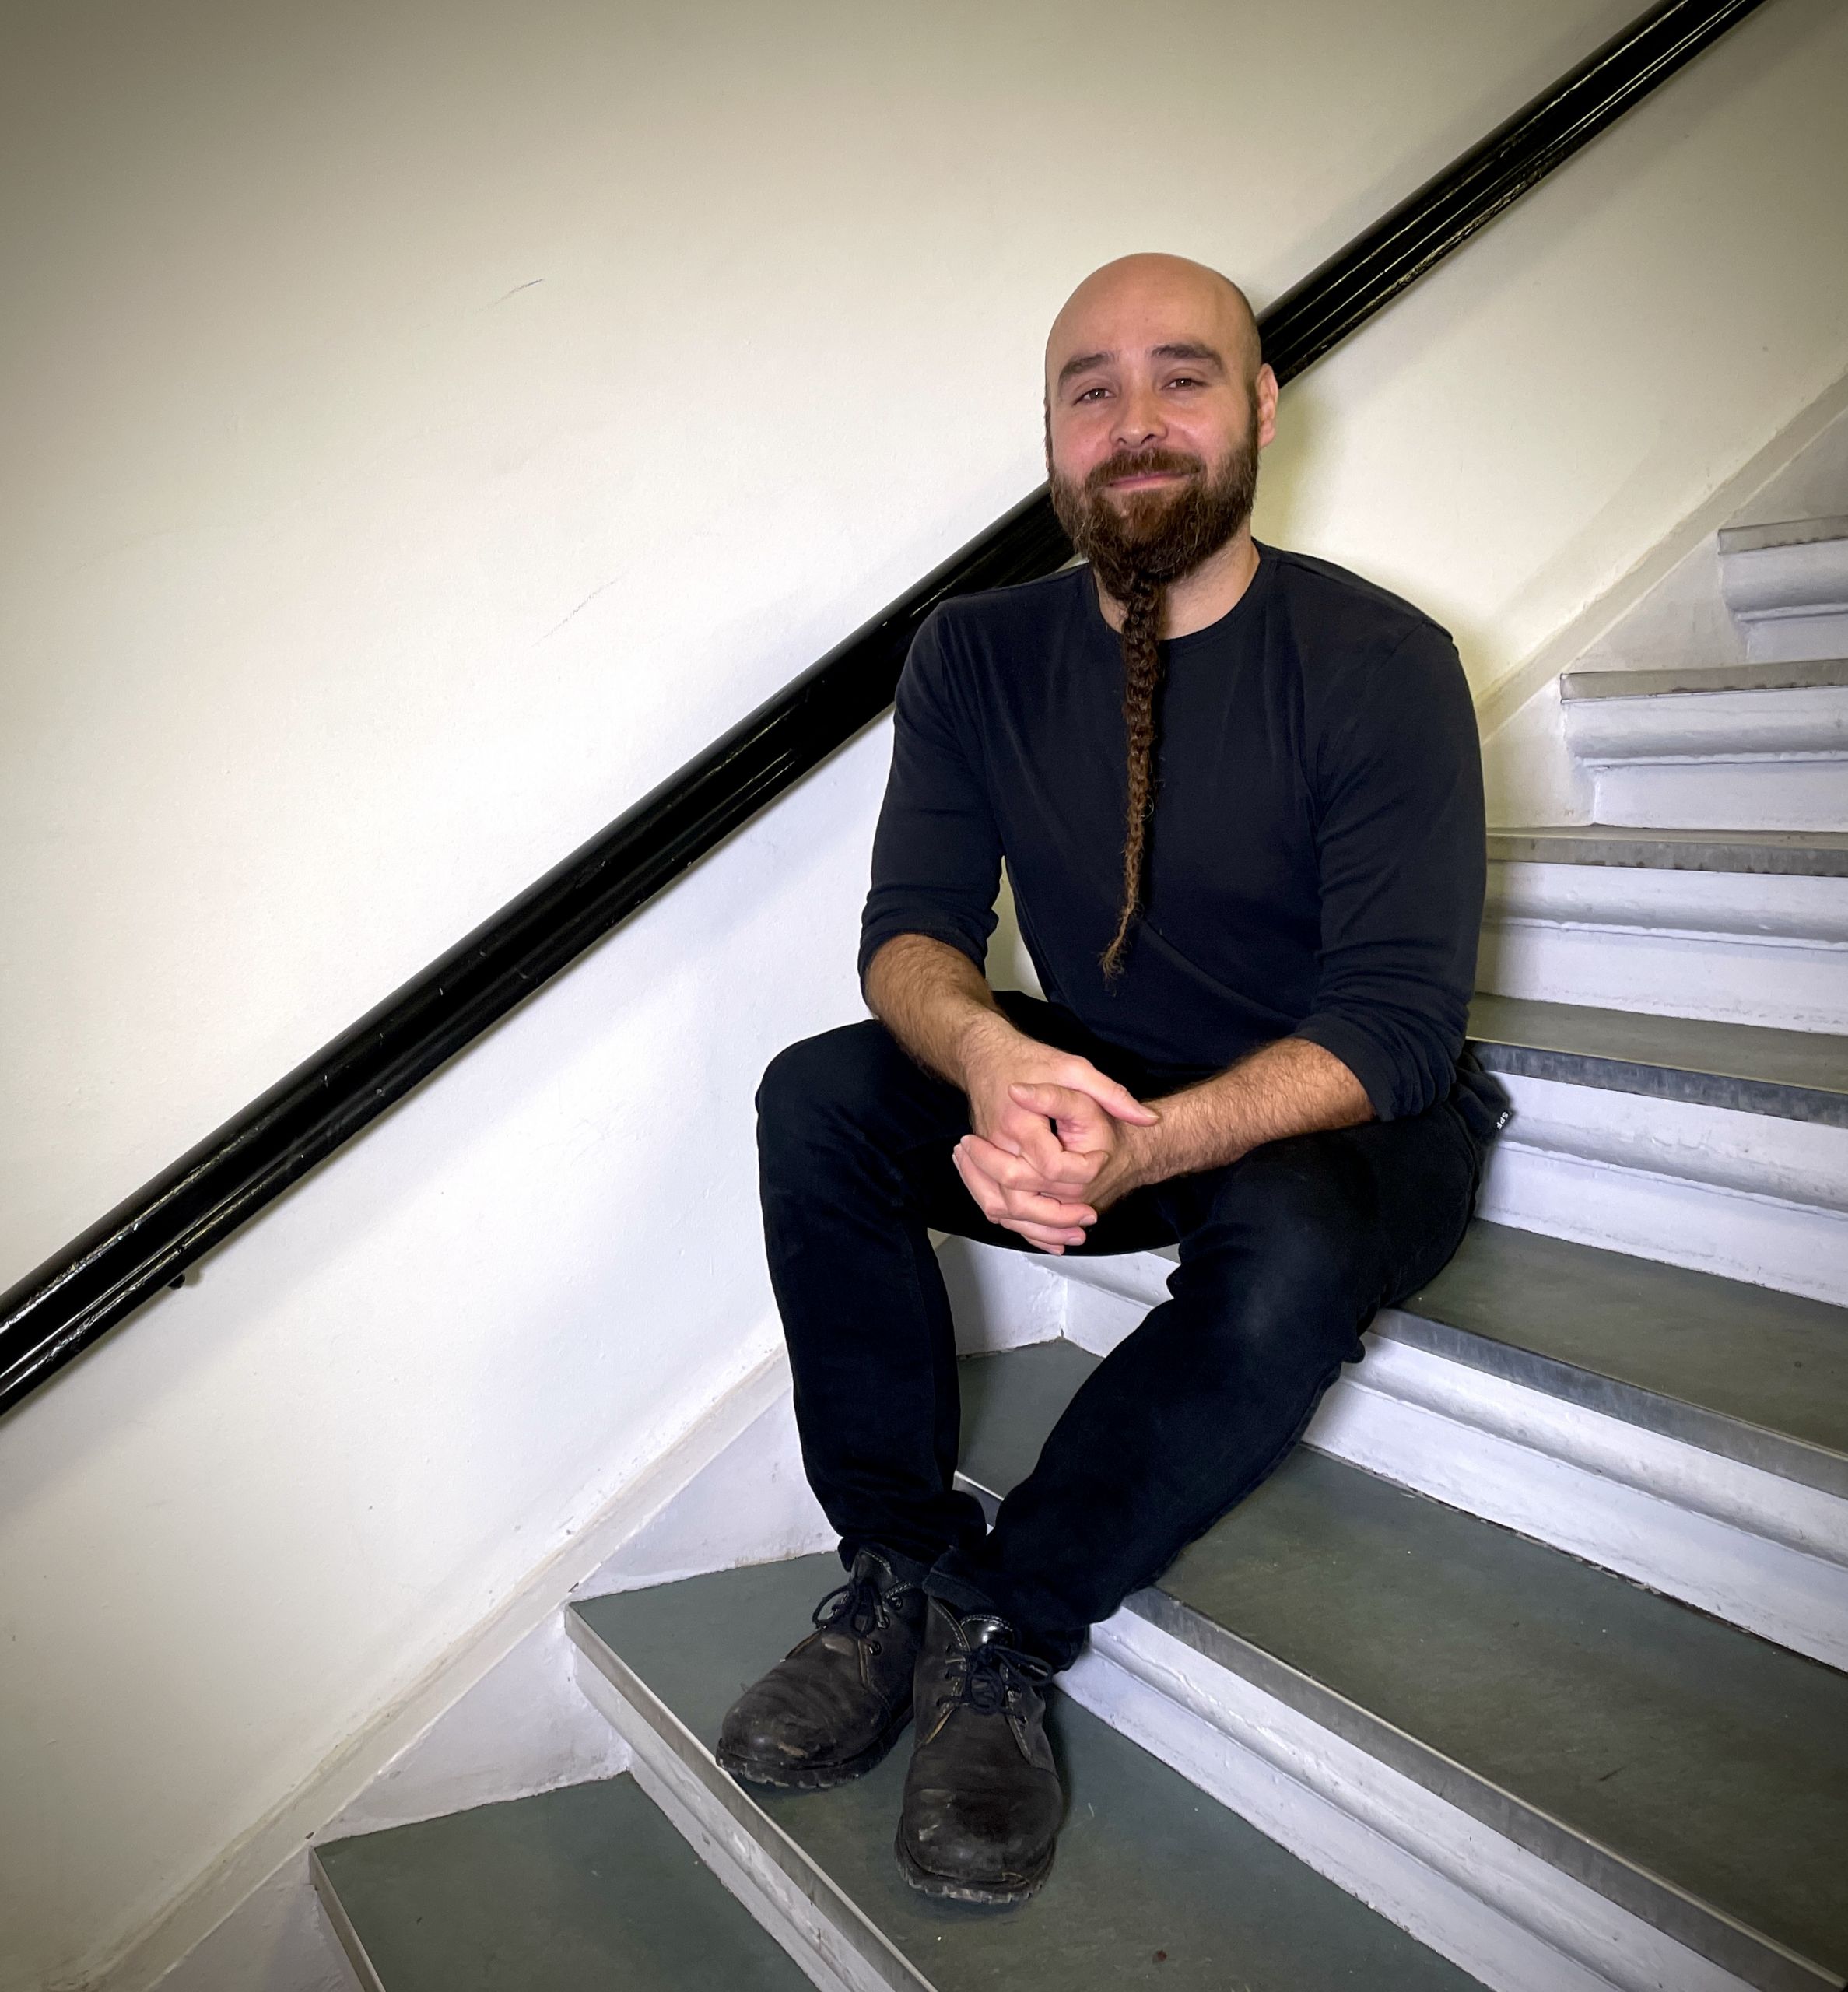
[1041,395,1054,475]
[1254,364,1280,449]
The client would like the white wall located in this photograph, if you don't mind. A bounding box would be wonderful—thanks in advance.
[3,2,1846,1987]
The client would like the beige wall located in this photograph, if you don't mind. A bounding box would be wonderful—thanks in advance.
[3,2,1846,1986]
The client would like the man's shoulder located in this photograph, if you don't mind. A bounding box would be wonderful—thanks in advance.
[1261,544,1454,661]
[920,565,1092,659]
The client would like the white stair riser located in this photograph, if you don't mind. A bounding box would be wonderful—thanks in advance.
[1481,920,1846,1031]
[1746,612,1848,664]
[1720,537,1848,662]
[1565,685,1848,760]
[1050,1261,1848,1669]
[1585,756,1848,828]
[1563,685,1848,829]
[1311,1355,1848,1670]
[1480,861,1848,1030]
[1481,1072,1847,1300]
[1587,759,1848,831]
[1485,860,1848,944]
[1479,1149,1846,1303]
[1063,1615,1762,1992]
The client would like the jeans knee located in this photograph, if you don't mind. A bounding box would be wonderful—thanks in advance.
[1179,1173,1377,1365]
[756,1023,897,1170]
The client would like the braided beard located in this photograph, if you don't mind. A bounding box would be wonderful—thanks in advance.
[1049,426,1260,980]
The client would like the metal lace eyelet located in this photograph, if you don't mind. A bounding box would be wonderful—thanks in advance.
[868,1638,883,1654]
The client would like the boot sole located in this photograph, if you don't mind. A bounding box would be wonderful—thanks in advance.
[716,1705,912,1792]
[894,1830,1054,1906]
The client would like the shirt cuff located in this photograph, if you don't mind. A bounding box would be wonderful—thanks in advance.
[1289,1013,1407,1121]
[857,921,989,991]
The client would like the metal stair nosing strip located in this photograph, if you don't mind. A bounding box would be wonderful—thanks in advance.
[1483,828,1848,877]
[1379,1230,1848,1506]
[1464,994,1848,1127]
[1057,1221,1848,1505]
[1376,1302,1848,1506]
[1717,520,1848,558]
[1559,659,1848,700]
[308,1850,389,1992]
[563,1608,928,1992]
[949,1443,1845,1992]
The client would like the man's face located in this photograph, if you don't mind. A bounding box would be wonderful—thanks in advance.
[1043,261,1276,571]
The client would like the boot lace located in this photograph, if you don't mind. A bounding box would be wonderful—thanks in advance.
[944,1636,1054,1715]
[812,1569,896,1640]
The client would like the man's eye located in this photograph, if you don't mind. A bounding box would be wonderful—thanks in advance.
[1075,385,1110,402]
[1168,375,1204,389]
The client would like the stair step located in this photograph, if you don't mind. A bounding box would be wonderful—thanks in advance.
[1560,658,1848,698]
[1042,1214,1848,1662]
[1466,993,1848,1125]
[1486,826,1848,876]
[1478,830,1848,1033]
[1718,527,1848,667]
[1396,1221,1848,1499]
[1718,517,1848,557]
[956,1345,1848,1992]
[1555,671,1848,833]
[571,1559,1488,1992]
[312,1774,814,1990]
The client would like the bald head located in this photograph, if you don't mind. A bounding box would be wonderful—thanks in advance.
[1045,253,1262,403]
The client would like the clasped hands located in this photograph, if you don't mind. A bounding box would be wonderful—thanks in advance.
[950,1026,1163,1255]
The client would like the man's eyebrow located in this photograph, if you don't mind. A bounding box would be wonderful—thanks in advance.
[1150,341,1226,370]
[1055,349,1114,389]
[1055,340,1229,391]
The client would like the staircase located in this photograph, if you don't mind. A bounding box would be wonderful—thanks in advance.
[307,524,1848,1992]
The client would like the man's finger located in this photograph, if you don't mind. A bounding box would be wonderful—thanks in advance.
[989,1111,1099,1184]
[951,1144,1011,1225]
[958,1138,1096,1226]
[1007,1082,1114,1150]
[1001,1216,1089,1254]
[1001,1185,1097,1227]
[961,1132,1100,1198]
[994,1103,1069,1178]
[1051,1061,1161,1126]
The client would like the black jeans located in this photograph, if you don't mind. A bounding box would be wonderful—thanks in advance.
[756,990,1500,1670]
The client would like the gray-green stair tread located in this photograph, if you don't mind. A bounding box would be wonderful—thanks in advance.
[1559,658,1848,697]
[956,1344,1848,1984]
[314,1774,813,1991]
[1394,1220,1848,1495]
[1466,991,1848,1124]
[1486,826,1848,876]
[573,1560,1486,1992]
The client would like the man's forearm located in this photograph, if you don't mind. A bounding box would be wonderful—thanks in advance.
[1131,1036,1373,1184]
[863,934,1018,1090]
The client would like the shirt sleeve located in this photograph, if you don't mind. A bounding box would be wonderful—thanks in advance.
[857,608,1003,994]
[1291,623,1485,1120]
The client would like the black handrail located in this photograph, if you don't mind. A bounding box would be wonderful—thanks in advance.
[0,0,1769,1419]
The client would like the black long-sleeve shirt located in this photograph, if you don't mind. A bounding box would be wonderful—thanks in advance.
[857,544,1488,1120]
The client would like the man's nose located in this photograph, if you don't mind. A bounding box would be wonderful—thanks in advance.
[1111,383,1166,449]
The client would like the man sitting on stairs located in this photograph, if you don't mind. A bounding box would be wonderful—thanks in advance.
[717,251,1511,1906]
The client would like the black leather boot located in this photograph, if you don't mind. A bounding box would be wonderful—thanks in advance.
[716,1548,928,1790]
[896,1598,1064,1903]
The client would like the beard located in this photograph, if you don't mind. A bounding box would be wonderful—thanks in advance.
[1046,398,1261,981]
[1047,418,1260,604]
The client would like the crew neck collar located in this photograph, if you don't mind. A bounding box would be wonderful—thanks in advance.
[1078,540,1272,653]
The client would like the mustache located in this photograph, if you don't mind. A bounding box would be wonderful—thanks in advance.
[1085,447,1206,492]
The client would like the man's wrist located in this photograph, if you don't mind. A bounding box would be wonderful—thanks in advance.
[951,1005,1023,1093]
[1099,1113,1159,1198]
